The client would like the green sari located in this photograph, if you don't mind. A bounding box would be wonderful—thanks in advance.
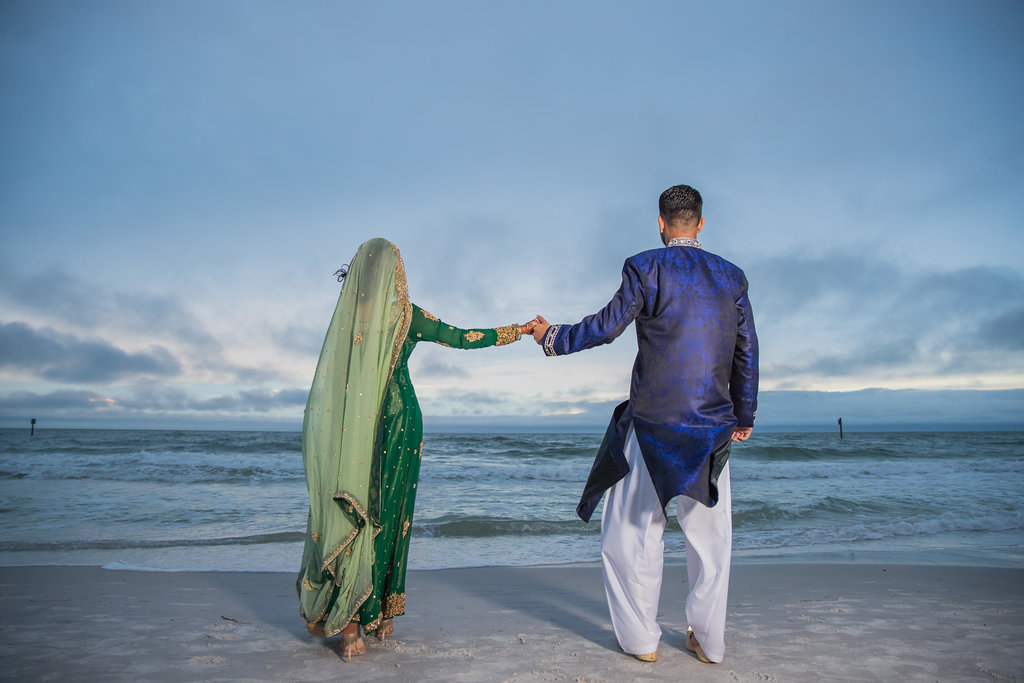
[297,238,521,637]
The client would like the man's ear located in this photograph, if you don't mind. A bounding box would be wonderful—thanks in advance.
[696,216,705,234]
[658,215,667,234]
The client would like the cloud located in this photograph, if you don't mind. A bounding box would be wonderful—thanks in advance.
[418,384,622,422]
[0,264,297,385]
[2,383,1020,431]
[411,351,470,379]
[117,386,307,413]
[0,265,220,352]
[0,385,307,421]
[432,390,508,415]
[0,388,114,413]
[976,306,1024,351]
[274,323,325,356]
[757,388,1024,427]
[210,388,308,412]
[0,320,180,383]
[772,337,921,378]
[749,252,1024,384]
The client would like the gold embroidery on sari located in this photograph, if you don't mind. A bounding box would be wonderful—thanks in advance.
[383,593,406,618]
[335,492,368,519]
[495,324,521,346]
[319,491,370,577]
[389,249,413,377]
[353,332,363,346]
[420,308,439,321]
[402,519,410,538]
[363,613,382,634]
[463,330,484,343]
[328,582,375,637]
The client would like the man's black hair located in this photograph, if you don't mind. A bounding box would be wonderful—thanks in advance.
[659,184,703,228]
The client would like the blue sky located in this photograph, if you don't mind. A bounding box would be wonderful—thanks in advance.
[1,0,1022,430]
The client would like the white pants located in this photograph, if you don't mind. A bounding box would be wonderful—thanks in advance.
[600,427,732,661]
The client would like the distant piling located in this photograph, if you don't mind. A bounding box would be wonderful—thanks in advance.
[837,417,843,439]
[30,418,37,436]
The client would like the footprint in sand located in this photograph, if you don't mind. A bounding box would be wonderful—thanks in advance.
[206,622,238,640]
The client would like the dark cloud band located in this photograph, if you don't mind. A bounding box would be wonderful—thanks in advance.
[0,321,180,383]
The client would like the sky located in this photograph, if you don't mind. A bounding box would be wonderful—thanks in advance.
[1,0,1022,431]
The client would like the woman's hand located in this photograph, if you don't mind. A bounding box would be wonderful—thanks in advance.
[519,316,542,336]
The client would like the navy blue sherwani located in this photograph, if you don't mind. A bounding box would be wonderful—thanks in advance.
[542,239,758,521]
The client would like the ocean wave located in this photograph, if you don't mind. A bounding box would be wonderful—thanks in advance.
[739,432,1024,462]
[2,429,301,458]
[739,444,962,461]
[427,446,600,460]
[421,462,589,483]
[733,495,898,526]
[2,428,1021,571]
[737,508,1024,550]
[0,453,305,484]
[0,531,305,553]
[414,515,596,538]
[735,457,1024,481]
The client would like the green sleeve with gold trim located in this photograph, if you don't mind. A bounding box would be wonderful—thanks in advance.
[408,303,520,348]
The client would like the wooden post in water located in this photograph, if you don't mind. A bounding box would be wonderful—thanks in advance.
[30,418,36,436]
[837,417,843,439]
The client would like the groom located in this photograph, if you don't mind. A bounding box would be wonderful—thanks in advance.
[531,184,758,663]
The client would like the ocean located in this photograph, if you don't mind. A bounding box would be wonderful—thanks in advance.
[0,428,1021,572]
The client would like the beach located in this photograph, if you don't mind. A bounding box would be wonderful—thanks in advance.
[2,562,1021,682]
[2,429,1022,680]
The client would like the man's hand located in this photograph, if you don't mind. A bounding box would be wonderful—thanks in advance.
[731,427,752,442]
[531,315,551,344]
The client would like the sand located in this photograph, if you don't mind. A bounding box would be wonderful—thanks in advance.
[0,562,1021,682]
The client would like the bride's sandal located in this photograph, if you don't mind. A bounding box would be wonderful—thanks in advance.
[340,632,366,661]
[374,619,394,642]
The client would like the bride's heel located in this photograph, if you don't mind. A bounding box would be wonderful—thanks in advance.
[374,618,394,642]
[340,626,366,661]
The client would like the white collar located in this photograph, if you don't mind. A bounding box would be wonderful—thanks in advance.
[667,237,701,249]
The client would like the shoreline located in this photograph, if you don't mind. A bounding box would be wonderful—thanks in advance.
[1,563,1020,681]
[2,538,1019,574]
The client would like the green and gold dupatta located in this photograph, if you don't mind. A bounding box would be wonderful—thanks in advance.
[297,237,412,636]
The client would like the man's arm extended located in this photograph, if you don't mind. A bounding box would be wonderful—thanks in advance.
[532,261,644,356]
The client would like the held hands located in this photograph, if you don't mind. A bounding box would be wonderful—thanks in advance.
[530,315,550,344]
[519,315,546,338]
[519,317,539,336]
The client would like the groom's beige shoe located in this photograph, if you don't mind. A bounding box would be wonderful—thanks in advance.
[686,627,713,663]
[619,645,657,662]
